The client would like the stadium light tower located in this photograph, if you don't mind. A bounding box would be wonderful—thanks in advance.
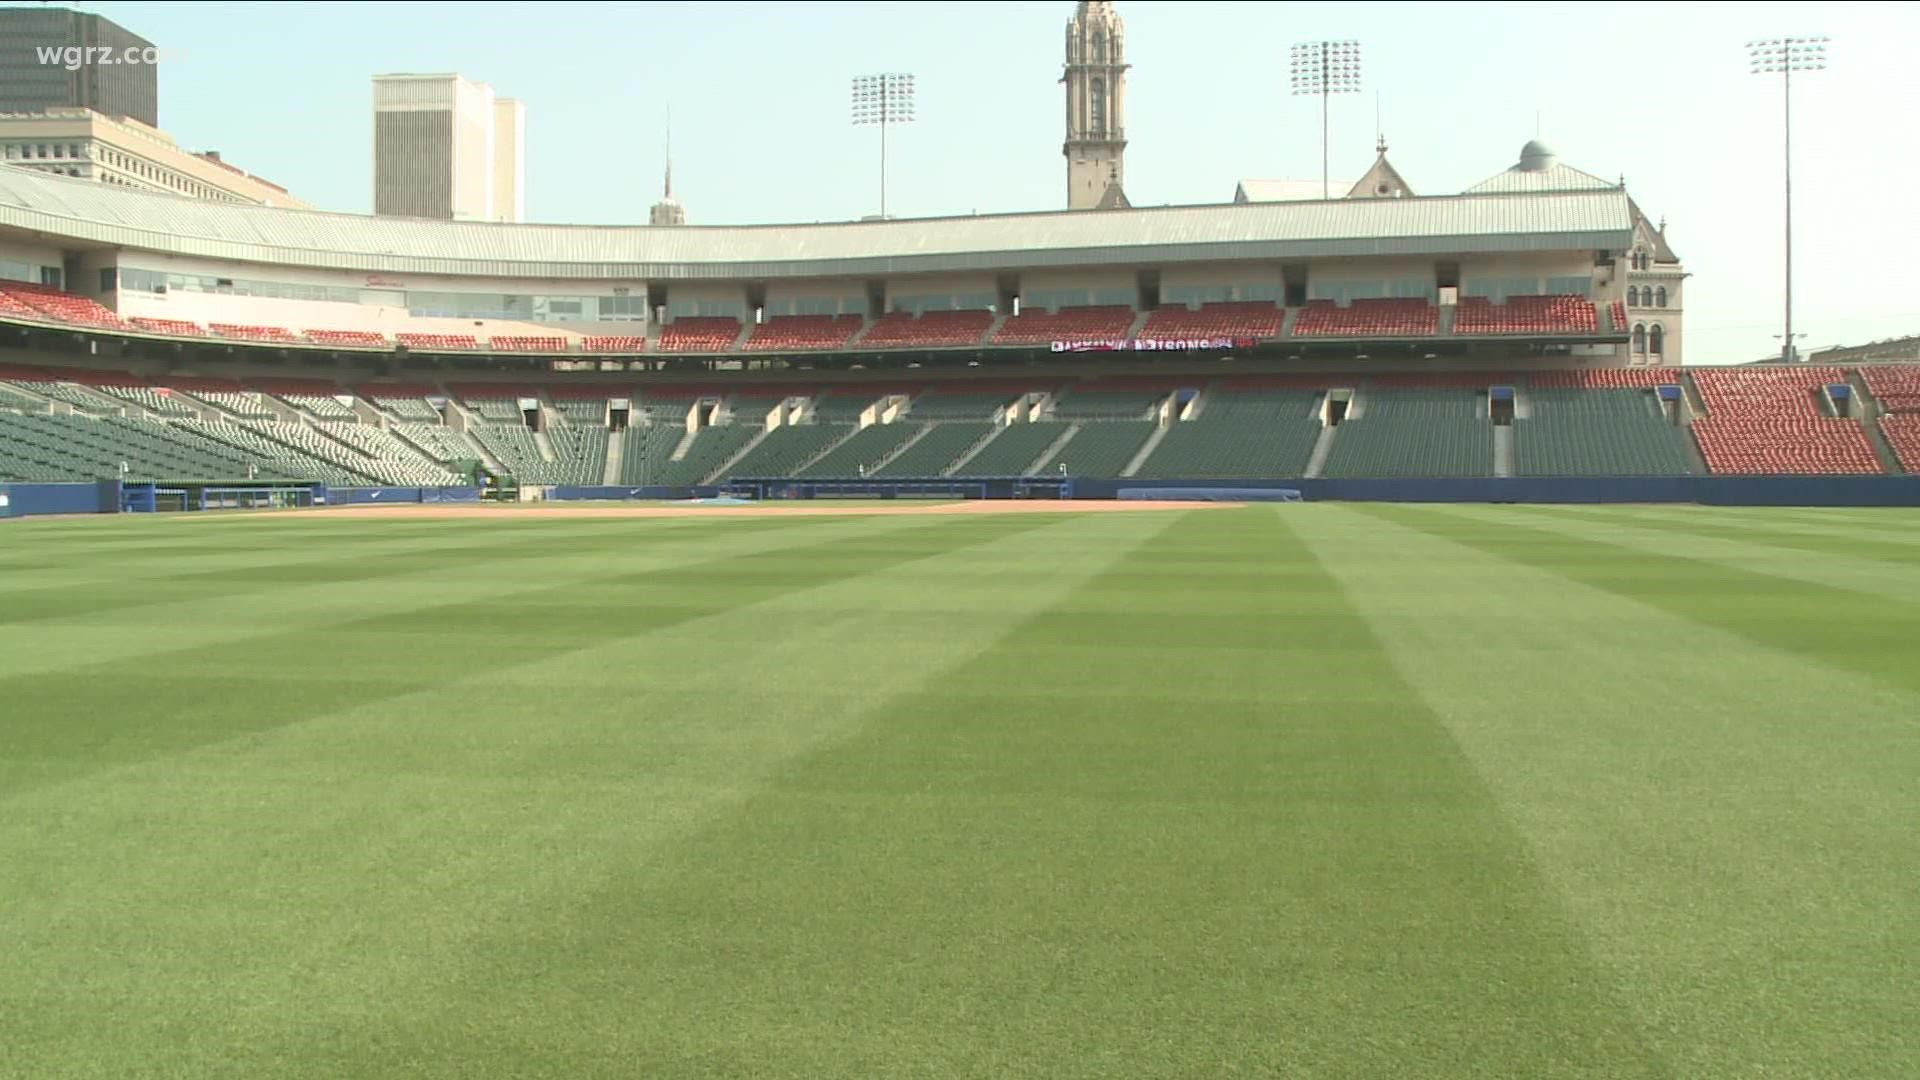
[851,73,915,219]
[1748,36,1827,363]
[1290,41,1362,200]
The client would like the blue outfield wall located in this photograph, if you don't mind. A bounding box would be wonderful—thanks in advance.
[547,485,687,501]
[8,478,1920,518]
[1094,476,1920,505]
[0,481,112,518]
[321,486,483,505]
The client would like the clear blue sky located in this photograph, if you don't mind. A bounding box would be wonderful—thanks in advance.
[72,1,1920,363]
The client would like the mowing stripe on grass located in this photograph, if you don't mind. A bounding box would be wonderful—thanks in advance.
[0,512,1052,801]
[385,505,1669,1079]
[1365,504,1920,696]
[1525,504,1920,567]
[0,515,859,680]
[0,509,1170,1080]
[1289,504,1920,1080]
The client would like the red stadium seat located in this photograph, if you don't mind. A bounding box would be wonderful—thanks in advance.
[991,305,1135,346]
[656,317,743,352]
[305,329,390,348]
[1691,367,1881,475]
[1532,369,1676,389]
[859,310,995,348]
[743,315,864,352]
[129,316,207,337]
[1454,294,1598,336]
[488,336,571,352]
[1136,302,1284,343]
[397,333,480,351]
[208,323,304,343]
[1290,298,1438,338]
[581,335,647,353]
[0,282,133,329]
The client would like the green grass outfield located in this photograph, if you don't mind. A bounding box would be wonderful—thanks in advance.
[2,503,1916,1078]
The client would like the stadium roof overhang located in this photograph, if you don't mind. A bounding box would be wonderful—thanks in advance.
[0,165,1634,282]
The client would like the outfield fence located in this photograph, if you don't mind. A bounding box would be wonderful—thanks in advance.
[10,475,1920,519]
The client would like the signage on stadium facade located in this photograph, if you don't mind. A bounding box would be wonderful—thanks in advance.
[1049,336,1251,353]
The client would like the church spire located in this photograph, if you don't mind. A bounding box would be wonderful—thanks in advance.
[1062,2,1129,210]
[649,106,686,226]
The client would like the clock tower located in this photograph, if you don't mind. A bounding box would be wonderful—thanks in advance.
[1062,2,1129,210]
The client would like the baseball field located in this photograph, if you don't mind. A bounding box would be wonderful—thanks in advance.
[2,501,1915,1077]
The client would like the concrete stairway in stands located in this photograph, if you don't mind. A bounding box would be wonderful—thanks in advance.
[1121,423,1168,477]
[1304,425,1337,478]
[601,428,624,484]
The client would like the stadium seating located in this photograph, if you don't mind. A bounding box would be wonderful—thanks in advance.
[873,422,995,477]
[1878,413,1920,473]
[1454,294,1598,335]
[189,391,281,420]
[858,310,995,348]
[397,333,480,351]
[619,423,685,485]
[0,289,42,319]
[1321,389,1492,477]
[1048,386,1171,421]
[991,305,1135,346]
[12,379,124,414]
[1862,366,1920,414]
[210,419,384,486]
[1532,369,1676,389]
[489,336,569,352]
[1610,300,1627,332]
[393,423,476,466]
[0,413,260,481]
[743,315,864,352]
[718,423,849,479]
[811,388,890,422]
[1034,421,1156,477]
[96,384,199,418]
[543,424,610,484]
[1135,302,1284,343]
[129,316,207,337]
[462,397,526,423]
[657,318,743,352]
[908,385,1031,420]
[1513,390,1692,476]
[798,422,925,477]
[368,392,443,422]
[209,323,305,343]
[305,329,389,348]
[581,335,647,353]
[314,423,464,485]
[1690,367,1882,475]
[276,392,357,420]
[951,423,1063,476]
[1291,299,1438,338]
[656,424,757,484]
[0,282,133,329]
[552,399,608,422]
[1133,388,1322,479]
[0,382,49,413]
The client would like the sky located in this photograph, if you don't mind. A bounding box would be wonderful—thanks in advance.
[65,0,1920,364]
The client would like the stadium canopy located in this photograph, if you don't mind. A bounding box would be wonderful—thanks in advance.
[0,163,1633,282]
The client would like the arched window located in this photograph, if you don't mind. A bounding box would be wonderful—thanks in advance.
[1650,324,1665,355]
[1655,286,1667,308]
[1093,30,1107,63]
[1632,324,1647,353]
[1091,77,1107,136]
[1627,286,1639,306]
